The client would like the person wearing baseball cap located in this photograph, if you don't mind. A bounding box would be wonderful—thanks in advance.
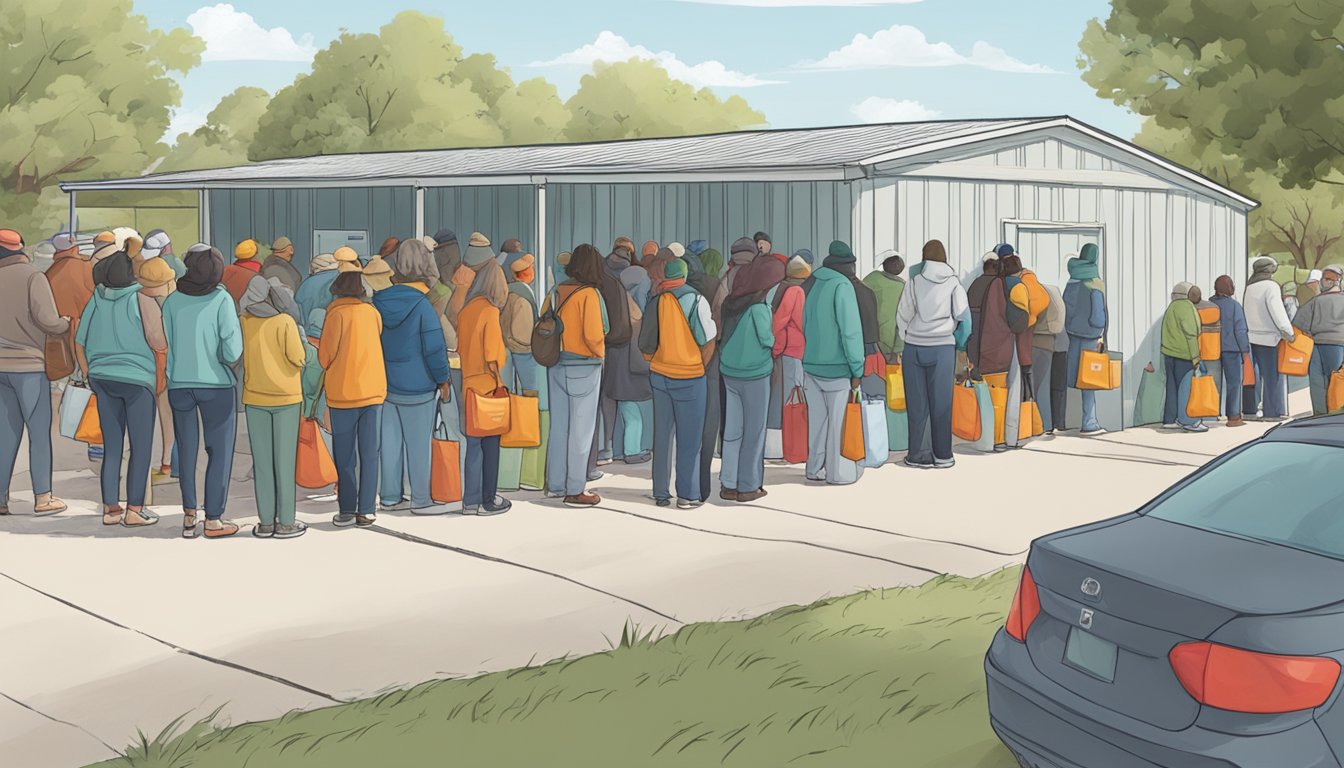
[0,229,71,516]
[260,235,302,294]
[140,229,187,279]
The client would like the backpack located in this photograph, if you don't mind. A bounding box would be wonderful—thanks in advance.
[531,286,584,368]
[1003,275,1030,335]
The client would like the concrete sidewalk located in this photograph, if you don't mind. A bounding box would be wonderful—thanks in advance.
[0,388,1306,767]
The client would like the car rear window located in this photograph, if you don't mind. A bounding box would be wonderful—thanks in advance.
[1146,441,1344,561]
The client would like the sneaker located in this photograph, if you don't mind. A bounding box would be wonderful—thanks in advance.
[410,504,450,516]
[676,498,703,510]
[624,452,652,465]
[993,444,1009,453]
[564,492,601,507]
[933,458,956,469]
[332,513,358,527]
[719,488,739,501]
[737,488,768,503]
[543,489,566,499]
[1181,423,1209,433]
[461,506,480,516]
[253,524,275,538]
[805,474,825,482]
[379,499,410,512]
[1160,423,1182,430]
[655,497,671,507]
[1080,427,1107,436]
[355,515,377,527]
[903,457,932,469]
[480,496,512,516]
[596,457,614,467]
[587,470,604,482]
[274,521,308,539]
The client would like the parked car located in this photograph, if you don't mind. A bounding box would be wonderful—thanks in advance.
[985,415,1344,768]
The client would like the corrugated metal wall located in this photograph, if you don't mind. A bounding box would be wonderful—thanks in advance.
[208,187,415,274]
[424,186,536,252]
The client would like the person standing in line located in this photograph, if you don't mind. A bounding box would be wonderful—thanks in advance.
[714,237,759,316]
[542,244,608,506]
[447,232,497,331]
[138,258,178,483]
[457,264,512,515]
[376,236,401,272]
[1283,281,1300,324]
[767,254,810,461]
[1243,256,1296,421]
[295,252,339,342]
[864,251,906,365]
[503,252,543,406]
[0,229,70,517]
[965,252,1000,377]
[638,256,716,508]
[1160,282,1207,433]
[76,251,166,529]
[162,245,244,538]
[1210,275,1250,426]
[260,236,303,294]
[431,230,461,284]
[140,229,187,278]
[800,241,865,485]
[978,247,1031,450]
[718,256,782,502]
[239,276,308,539]
[897,240,969,468]
[320,268,387,526]
[1062,245,1108,435]
[1290,265,1344,415]
[603,238,653,463]
[369,255,453,516]
[222,239,264,307]
[829,245,882,400]
[1032,280,1066,433]
[593,237,639,466]
[45,232,95,342]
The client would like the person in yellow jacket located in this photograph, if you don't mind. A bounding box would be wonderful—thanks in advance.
[458,265,512,515]
[240,276,308,539]
[318,269,387,526]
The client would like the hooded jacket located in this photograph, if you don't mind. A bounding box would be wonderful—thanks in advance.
[1244,277,1295,347]
[863,270,905,356]
[318,297,387,409]
[0,254,70,373]
[44,248,93,341]
[801,267,864,380]
[76,284,163,389]
[896,261,970,348]
[260,255,303,295]
[240,309,305,407]
[1161,297,1201,361]
[162,286,243,389]
[1063,278,1107,341]
[719,300,774,380]
[1291,289,1344,346]
[502,280,538,355]
[373,284,451,396]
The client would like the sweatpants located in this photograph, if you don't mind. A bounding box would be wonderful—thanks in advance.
[93,378,157,509]
[803,373,861,485]
[1030,346,1055,431]
[245,404,300,526]
[170,386,236,518]
[721,374,770,493]
[1162,356,1198,427]
[651,372,707,502]
[379,392,438,509]
[1309,344,1344,415]
[331,404,381,515]
[547,361,602,496]
[903,343,955,464]
[0,371,52,507]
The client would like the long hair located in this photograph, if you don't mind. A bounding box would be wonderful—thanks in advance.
[565,243,604,286]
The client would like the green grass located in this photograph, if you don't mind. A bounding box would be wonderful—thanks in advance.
[92,569,1021,768]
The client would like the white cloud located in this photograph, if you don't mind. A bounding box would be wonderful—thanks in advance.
[803,24,1057,74]
[530,31,783,88]
[850,97,941,123]
[187,4,317,62]
[678,0,921,5]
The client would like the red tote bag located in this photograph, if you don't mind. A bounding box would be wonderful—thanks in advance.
[782,385,808,464]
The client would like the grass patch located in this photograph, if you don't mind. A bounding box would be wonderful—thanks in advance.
[91,569,1020,768]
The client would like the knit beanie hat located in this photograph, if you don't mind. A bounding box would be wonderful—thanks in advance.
[510,253,536,273]
[668,242,686,259]
[501,238,523,253]
[879,250,905,275]
[137,257,175,288]
[1079,243,1098,264]
[463,232,495,268]
[93,230,116,245]
[793,248,814,266]
[92,242,119,262]
[826,240,855,264]
[754,231,771,244]
[1325,264,1344,279]
[614,236,634,254]
[234,239,259,261]
[310,253,338,274]
[921,239,947,263]
[0,229,23,257]
[1309,269,1323,283]
[663,258,688,280]
[141,229,171,258]
[434,229,457,246]
[786,255,812,279]
[468,232,490,248]
[1171,281,1193,299]
[730,237,756,257]
[688,240,708,255]
[642,241,659,258]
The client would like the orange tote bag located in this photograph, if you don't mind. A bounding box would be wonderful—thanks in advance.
[296,418,337,489]
[841,390,866,462]
[951,379,981,441]
[1278,331,1313,377]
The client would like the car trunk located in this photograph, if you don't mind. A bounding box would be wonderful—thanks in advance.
[1026,515,1344,730]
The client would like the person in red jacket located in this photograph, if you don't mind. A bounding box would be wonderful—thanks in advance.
[221,239,263,308]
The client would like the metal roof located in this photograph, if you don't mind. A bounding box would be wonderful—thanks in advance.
[58,116,1256,209]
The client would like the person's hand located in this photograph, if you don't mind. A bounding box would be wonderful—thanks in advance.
[1288,333,1297,343]
[438,382,453,402]
[851,378,862,390]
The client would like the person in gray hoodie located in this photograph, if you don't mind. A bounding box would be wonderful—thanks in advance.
[896,240,970,468]
[1292,264,1344,414]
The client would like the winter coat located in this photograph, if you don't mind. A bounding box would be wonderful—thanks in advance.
[1032,284,1066,351]
[771,283,806,359]
[720,302,774,380]
[76,284,164,390]
[373,284,451,396]
[1243,280,1295,347]
[896,261,970,348]
[863,271,905,356]
[318,297,387,409]
[1211,295,1250,354]
[458,296,508,395]
[240,313,305,407]
[295,270,338,340]
[502,284,537,355]
[1063,279,1107,341]
[260,256,303,295]
[161,287,242,389]
[0,255,70,373]
[801,267,864,380]
[978,277,1022,375]
[1160,299,1201,361]
[965,272,996,371]
[44,249,93,342]
[1292,291,1344,346]
[603,251,653,400]
[222,262,261,308]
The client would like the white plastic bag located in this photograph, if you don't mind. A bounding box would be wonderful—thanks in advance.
[59,380,93,440]
[861,396,888,468]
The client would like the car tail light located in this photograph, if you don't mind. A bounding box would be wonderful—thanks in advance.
[1170,642,1341,714]
[1005,566,1041,642]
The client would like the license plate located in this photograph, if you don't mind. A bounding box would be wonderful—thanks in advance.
[1065,628,1117,683]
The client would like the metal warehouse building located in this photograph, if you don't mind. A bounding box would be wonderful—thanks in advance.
[61,116,1257,428]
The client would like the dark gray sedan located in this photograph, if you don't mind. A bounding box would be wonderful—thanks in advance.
[986,416,1344,768]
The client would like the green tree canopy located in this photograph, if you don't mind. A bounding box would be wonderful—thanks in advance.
[160,87,270,172]
[0,0,200,236]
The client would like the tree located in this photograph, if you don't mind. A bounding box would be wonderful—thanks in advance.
[494,78,571,145]
[0,0,201,236]
[159,87,270,172]
[564,59,765,143]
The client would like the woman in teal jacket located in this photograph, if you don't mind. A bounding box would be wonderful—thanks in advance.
[75,251,167,528]
[719,256,783,502]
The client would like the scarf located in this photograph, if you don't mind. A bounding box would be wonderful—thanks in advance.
[659,276,687,293]
[179,247,225,296]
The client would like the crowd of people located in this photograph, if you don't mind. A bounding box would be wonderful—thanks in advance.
[0,222,1327,537]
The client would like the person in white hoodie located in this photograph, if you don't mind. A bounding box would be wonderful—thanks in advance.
[896,239,970,469]
[1242,256,1296,420]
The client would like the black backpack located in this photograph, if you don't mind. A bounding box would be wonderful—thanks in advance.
[532,286,582,368]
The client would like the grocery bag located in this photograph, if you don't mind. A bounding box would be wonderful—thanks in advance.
[1186,366,1220,419]
[782,386,808,464]
[860,396,888,468]
[1278,331,1313,377]
[885,364,906,411]
[841,390,866,462]
[296,418,337,489]
[430,409,463,504]
[1133,363,1165,426]
[519,410,550,491]
[952,379,981,441]
[59,381,94,440]
[1329,368,1344,413]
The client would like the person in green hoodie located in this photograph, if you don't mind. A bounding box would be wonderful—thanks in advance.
[718,255,782,502]
[1161,281,1206,432]
[76,251,167,529]
[864,251,907,452]
[801,241,865,485]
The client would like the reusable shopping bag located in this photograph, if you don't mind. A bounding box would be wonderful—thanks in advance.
[885,363,906,411]
[1330,368,1344,413]
[501,390,541,448]
[58,380,94,440]
[519,410,550,491]
[983,372,1008,445]
[841,390,866,462]
[782,386,808,464]
[860,395,888,468]
[1018,377,1044,440]
[1186,366,1221,419]
[1133,363,1165,426]
[1278,331,1313,377]
[1242,352,1255,386]
[431,407,463,504]
[952,378,981,441]
[75,394,101,444]
[972,379,996,453]
[465,365,512,437]
[1077,343,1120,390]
[296,418,337,489]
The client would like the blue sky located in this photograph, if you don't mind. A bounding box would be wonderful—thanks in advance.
[136,0,1140,142]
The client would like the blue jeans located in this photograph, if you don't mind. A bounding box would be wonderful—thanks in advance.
[1309,344,1344,415]
[1162,356,1198,427]
[1066,336,1101,432]
[615,401,648,457]
[169,386,236,518]
[547,361,602,496]
[94,379,158,509]
[464,434,501,507]
[0,371,52,506]
[651,372,707,502]
[1220,351,1245,418]
[379,392,438,509]
[505,352,546,410]
[331,404,381,515]
[1248,344,1285,418]
[721,375,770,492]
[903,343,955,464]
